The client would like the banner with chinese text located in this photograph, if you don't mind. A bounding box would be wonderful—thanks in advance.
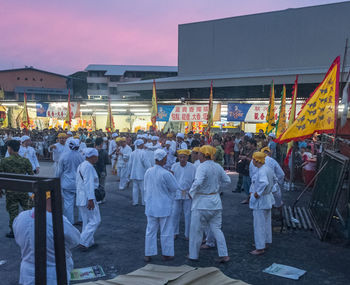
[157,104,221,122]
[36,102,80,119]
[227,103,302,123]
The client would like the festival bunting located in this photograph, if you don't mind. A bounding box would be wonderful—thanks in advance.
[276,84,287,138]
[105,95,114,133]
[151,80,157,130]
[206,80,214,133]
[266,80,275,134]
[63,90,72,130]
[277,56,340,144]
[21,92,30,130]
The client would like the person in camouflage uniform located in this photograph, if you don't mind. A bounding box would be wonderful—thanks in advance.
[0,140,33,238]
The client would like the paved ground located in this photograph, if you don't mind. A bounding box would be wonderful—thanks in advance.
[1,162,350,284]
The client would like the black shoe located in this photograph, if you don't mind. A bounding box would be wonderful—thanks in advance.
[6,231,14,238]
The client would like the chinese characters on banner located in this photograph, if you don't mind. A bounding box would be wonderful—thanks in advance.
[36,102,80,119]
[157,104,221,122]
[227,103,302,123]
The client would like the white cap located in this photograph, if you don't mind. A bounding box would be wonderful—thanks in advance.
[176,133,184,139]
[268,133,276,138]
[68,138,80,150]
[136,134,142,139]
[134,139,144,147]
[112,133,118,138]
[20,135,30,143]
[85,148,99,158]
[144,142,153,149]
[165,140,171,145]
[152,136,159,141]
[67,131,73,135]
[245,132,253,138]
[12,137,21,141]
[154,149,167,161]
[103,137,108,141]
[147,134,153,139]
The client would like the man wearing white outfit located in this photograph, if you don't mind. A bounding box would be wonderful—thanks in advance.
[151,136,162,149]
[249,151,275,255]
[48,133,67,174]
[176,133,188,150]
[19,136,40,174]
[76,148,101,251]
[171,149,196,240]
[163,140,176,171]
[13,192,80,285]
[188,145,231,263]
[144,149,181,262]
[128,139,151,206]
[116,137,132,190]
[56,139,84,224]
[144,142,155,167]
[108,133,118,174]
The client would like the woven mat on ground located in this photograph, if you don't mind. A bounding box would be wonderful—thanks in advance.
[79,264,249,285]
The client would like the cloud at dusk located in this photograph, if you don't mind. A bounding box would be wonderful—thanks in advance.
[0,0,343,74]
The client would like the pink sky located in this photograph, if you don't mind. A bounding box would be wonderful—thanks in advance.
[0,0,344,75]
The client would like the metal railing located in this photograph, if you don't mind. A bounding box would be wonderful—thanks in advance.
[0,173,67,285]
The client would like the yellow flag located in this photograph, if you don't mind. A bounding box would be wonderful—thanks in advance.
[276,85,287,138]
[105,95,114,132]
[151,80,157,129]
[21,92,30,130]
[0,87,4,100]
[63,90,72,130]
[277,57,340,144]
[266,81,275,134]
[207,80,214,131]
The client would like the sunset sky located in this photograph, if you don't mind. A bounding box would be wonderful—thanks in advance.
[0,0,344,75]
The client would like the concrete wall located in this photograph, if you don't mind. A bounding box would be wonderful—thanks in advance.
[178,2,350,76]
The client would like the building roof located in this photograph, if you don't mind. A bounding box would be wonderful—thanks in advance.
[85,64,178,76]
[0,67,67,78]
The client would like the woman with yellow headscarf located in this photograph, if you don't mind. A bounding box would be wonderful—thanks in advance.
[187,145,231,263]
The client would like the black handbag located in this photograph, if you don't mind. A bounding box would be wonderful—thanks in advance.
[79,170,105,202]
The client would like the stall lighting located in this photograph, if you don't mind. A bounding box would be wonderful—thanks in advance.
[134,113,151,116]
[95,112,108,115]
[130,109,149,112]
[2,103,18,106]
[111,109,127,112]
[27,103,37,107]
[110,103,129,106]
[130,104,150,107]
[81,109,93,112]
[86,102,106,106]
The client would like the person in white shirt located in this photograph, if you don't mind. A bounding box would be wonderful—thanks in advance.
[108,133,118,174]
[116,137,132,190]
[76,148,101,251]
[56,139,84,224]
[49,133,67,174]
[144,149,181,262]
[176,133,188,150]
[191,147,201,169]
[144,142,155,167]
[188,145,231,263]
[163,140,176,170]
[128,139,151,206]
[249,151,275,255]
[151,136,161,149]
[19,136,40,174]
[13,191,80,285]
[171,149,196,240]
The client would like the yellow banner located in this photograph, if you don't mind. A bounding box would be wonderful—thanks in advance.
[277,57,340,143]
[276,85,287,138]
[266,81,275,134]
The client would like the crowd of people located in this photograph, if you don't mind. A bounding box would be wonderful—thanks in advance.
[0,127,323,284]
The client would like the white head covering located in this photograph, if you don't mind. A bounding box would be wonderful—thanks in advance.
[67,131,73,136]
[85,148,99,158]
[144,142,153,149]
[112,133,118,138]
[12,137,21,141]
[176,133,184,139]
[147,134,153,140]
[154,149,167,161]
[165,140,171,145]
[152,136,159,141]
[268,133,276,138]
[68,138,80,150]
[134,139,144,147]
[245,132,253,138]
[103,137,108,141]
[137,134,142,139]
[20,135,30,143]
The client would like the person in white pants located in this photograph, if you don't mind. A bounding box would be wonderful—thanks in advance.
[116,137,132,190]
[188,145,231,263]
[76,148,101,251]
[171,149,196,240]
[144,149,181,262]
[49,133,67,175]
[249,151,275,255]
[13,191,80,285]
[128,139,151,206]
[56,139,84,224]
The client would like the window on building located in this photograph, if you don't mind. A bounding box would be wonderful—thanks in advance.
[40,78,43,82]
[109,87,118,94]
[17,77,20,80]
[25,77,28,80]
[33,78,36,81]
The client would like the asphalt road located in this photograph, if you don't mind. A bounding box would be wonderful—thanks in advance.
[0,162,350,284]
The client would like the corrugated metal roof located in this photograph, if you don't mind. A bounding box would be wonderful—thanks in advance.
[85,65,178,76]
